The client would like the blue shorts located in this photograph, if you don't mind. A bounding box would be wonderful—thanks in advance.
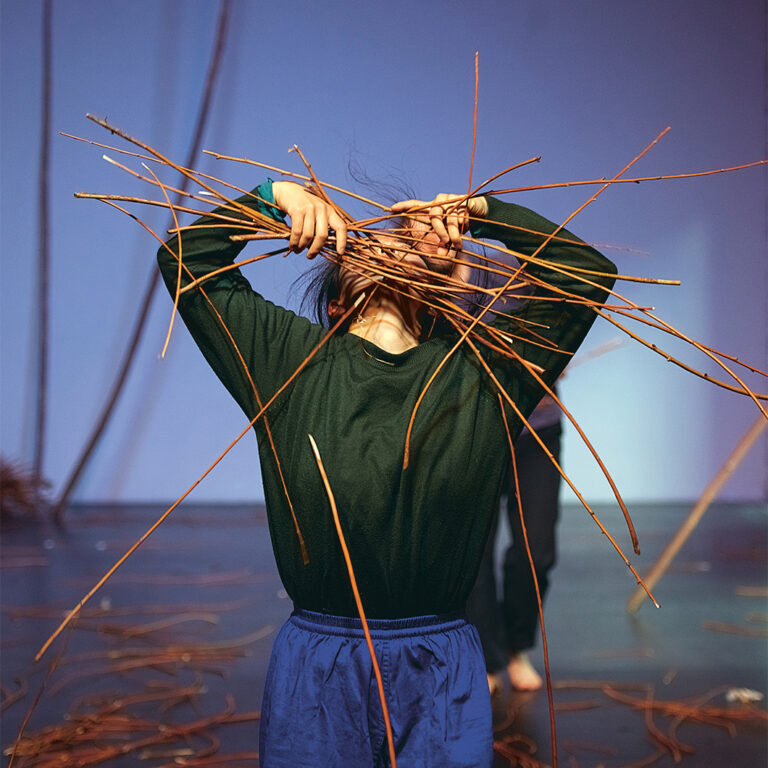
[259,609,493,767]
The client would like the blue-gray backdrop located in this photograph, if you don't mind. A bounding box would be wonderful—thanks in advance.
[2,0,766,506]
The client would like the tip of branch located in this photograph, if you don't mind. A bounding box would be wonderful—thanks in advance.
[102,154,117,165]
[299,537,310,566]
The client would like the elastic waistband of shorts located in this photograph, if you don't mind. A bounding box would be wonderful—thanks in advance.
[289,607,468,639]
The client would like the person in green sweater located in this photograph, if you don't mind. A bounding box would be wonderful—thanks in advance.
[158,179,616,767]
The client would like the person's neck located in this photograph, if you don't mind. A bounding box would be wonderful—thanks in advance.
[348,301,421,354]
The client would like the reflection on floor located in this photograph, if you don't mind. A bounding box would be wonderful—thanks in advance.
[1,501,766,767]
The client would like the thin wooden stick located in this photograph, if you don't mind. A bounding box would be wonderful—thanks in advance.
[463,235,767,405]
[88,200,306,563]
[308,434,397,768]
[578,266,768,409]
[290,144,352,225]
[177,248,288,293]
[204,150,390,211]
[451,322,658,606]
[99,153,232,213]
[402,127,671,468]
[467,51,479,196]
[596,308,768,400]
[499,397,558,768]
[626,319,768,377]
[354,157,542,230]
[61,131,299,221]
[626,414,768,613]
[628,307,768,418]
[143,164,182,358]
[35,296,363,661]
[486,159,768,196]
[7,612,72,768]
[461,230,679,285]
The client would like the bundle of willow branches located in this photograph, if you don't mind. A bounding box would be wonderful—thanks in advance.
[64,113,767,581]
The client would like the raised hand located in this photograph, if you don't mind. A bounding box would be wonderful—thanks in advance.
[390,194,488,253]
[272,181,347,257]
[390,194,488,282]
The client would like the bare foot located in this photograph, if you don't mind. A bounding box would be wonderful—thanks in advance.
[487,672,501,697]
[507,651,543,691]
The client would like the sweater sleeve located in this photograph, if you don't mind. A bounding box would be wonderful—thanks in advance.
[157,180,325,421]
[469,196,617,422]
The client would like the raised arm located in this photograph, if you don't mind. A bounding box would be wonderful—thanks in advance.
[157,180,342,420]
[469,195,617,418]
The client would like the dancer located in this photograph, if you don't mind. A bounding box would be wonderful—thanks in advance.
[158,178,616,767]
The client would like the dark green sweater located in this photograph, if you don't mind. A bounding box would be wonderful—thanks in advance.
[158,183,616,618]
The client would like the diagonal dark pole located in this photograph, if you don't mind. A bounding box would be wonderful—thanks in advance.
[53,0,232,523]
[33,0,53,486]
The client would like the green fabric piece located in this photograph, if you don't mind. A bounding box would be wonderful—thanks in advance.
[158,183,616,618]
[252,178,285,221]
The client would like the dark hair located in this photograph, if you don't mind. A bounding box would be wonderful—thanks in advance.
[295,167,417,328]
[297,258,344,327]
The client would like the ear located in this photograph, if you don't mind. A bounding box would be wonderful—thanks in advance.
[328,299,347,320]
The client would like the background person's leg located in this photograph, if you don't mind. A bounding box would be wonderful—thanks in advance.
[502,424,562,683]
[466,507,507,679]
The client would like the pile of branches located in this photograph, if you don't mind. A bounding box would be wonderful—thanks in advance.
[0,458,48,521]
[7,685,259,768]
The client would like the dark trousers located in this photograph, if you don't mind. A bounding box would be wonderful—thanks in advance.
[467,423,562,672]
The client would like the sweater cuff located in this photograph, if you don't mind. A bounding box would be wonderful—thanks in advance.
[250,179,286,222]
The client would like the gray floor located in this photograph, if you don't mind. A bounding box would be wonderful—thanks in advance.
[1,500,766,767]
